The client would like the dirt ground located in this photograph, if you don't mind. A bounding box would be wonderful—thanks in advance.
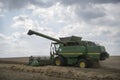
[0,56,120,80]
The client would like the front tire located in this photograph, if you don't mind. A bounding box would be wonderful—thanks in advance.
[54,56,64,66]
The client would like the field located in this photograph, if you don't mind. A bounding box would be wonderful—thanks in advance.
[0,56,120,80]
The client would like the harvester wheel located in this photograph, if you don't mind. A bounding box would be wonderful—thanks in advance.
[78,59,88,68]
[54,56,64,66]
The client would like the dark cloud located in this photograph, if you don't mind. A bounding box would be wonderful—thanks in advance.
[59,0,120,6]
[92,18,120,27]
[29,0,55,8]
[0,0,56,10]
[0,0,119,29]
[58,0,119,21]
[92,0,120,4]
[76,6,106,21]
[0,0,120,11]
[0,0,28,10]
[0,0,120,10]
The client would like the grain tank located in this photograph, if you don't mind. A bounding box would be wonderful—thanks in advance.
[27,30,109,68]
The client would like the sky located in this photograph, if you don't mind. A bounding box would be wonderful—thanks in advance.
[0,0,120,58]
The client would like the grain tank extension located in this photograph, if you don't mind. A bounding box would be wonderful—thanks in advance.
[27,30,109,68]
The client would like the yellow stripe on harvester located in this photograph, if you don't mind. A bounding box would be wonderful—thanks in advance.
[88,53,100,54]
[62,53,83,54]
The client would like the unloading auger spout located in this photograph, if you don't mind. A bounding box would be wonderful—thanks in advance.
[27,30,65,44]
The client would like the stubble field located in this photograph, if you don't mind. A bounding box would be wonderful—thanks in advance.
[0,56,120,80]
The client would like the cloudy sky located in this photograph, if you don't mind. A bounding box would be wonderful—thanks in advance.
[0,0,120,58]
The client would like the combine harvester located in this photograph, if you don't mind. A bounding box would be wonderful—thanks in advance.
[27,30,109,68]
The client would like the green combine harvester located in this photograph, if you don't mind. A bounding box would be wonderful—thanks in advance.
[27,30,109,68]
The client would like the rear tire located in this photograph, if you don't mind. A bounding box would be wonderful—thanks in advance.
[78,59,88,68]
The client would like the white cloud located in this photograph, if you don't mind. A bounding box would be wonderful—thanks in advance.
[0,32,51,58]
[12,15,34,29]
[10,2,120,56]
[0,0,120,57]
[13,15,54,34]
[29,2,77,25]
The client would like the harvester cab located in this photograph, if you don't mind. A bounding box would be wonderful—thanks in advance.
[27,30,109,68]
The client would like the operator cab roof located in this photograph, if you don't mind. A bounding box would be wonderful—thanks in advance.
[59,36,82,42]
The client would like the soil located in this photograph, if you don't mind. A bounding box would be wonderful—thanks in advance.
[0,56,120,80]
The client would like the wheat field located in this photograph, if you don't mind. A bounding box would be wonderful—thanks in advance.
[0,56,120,80]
